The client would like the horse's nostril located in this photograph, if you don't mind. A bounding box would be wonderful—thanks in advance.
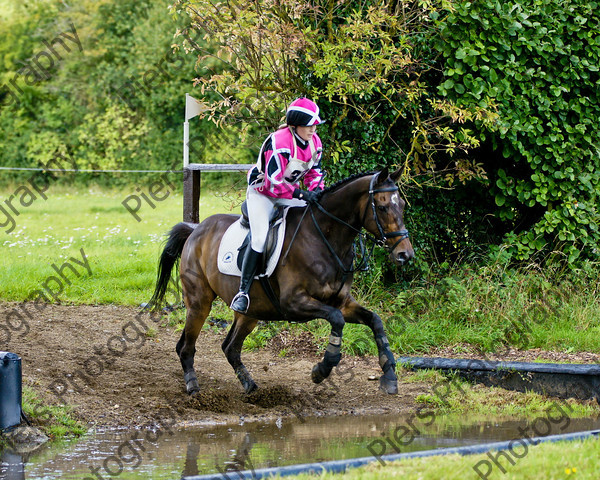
[396,251,412,264]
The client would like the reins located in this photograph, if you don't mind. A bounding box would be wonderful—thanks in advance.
[306,172,410,296]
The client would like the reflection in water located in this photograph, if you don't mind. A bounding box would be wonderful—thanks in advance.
[8,413,600,479]
[0,451,25,480]
[183,441,200,477]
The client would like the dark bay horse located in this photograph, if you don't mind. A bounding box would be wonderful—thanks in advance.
[149,168,414,396]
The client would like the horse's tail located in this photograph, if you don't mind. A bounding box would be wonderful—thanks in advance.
[149,222,195,308]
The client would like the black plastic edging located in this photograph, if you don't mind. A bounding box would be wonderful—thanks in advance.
[181,429,600,480]
[398,356,600,376]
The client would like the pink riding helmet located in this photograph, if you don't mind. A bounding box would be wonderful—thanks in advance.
[286,98,324,127]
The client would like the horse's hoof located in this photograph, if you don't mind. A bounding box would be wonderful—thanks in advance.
[186,381,200,395]
[311,364,325,384]
[185,371,200,395]
[244,381,258,394]
[379,375,398,395]
[236,366,257,394]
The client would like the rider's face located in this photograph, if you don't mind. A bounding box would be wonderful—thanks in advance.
[295,125,317,142]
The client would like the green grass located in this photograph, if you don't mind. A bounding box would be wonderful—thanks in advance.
[345,258,600,356]
[402,370,598,418]
[0,184,244,305]
[284,436,600,479]
[22,386,87,439]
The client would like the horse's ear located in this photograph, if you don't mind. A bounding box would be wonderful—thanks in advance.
[377,167,389,184]
[390,167,402,182]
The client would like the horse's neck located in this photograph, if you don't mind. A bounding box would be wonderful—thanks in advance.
[317,179,370,246]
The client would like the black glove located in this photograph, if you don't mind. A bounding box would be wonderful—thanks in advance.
[293,188,319,204]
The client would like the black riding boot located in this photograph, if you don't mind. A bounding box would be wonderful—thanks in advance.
[230,248,261,313]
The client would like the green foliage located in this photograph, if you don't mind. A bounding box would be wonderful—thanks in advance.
[170,0,503,271]
[172,0,496,182]
[0,0,206,186]
[437,0,600,262]
[2,0,599,267]
[244,322,287,351]
[384,257,600,354]
[76,103,151,171]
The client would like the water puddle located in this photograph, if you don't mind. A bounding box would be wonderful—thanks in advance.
[3,413,600,479]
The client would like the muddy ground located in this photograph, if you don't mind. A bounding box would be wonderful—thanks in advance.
[3,303,599,430]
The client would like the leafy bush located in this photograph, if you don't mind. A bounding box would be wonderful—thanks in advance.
[437,0,600,263]
[2,0,599,268]
[0,0,206,186]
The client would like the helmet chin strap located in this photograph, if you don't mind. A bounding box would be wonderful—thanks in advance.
[289,126,315,158]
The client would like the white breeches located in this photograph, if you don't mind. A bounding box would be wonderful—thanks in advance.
[246,186,306,253]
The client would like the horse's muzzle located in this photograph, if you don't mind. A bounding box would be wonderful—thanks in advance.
[391,246,414,266]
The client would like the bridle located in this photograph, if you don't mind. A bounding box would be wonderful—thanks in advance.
[296,172,410,293]
[270,171,412,314]
[363,173,410,252]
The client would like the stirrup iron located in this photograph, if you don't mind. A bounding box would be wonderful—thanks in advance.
[230,292,250,313]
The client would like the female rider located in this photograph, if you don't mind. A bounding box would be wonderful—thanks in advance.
[230,97,325,313]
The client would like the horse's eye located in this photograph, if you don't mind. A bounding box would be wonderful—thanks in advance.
[377,205,387,213]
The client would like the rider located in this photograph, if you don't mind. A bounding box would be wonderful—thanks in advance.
[230,97,325,314]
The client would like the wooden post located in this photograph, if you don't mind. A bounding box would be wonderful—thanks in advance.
[182,164,253,223]
[183,167,201,223]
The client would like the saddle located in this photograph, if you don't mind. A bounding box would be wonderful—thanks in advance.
[238,201,284,273]
[217,202,288,278]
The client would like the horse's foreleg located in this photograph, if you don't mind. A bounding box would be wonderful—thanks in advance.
[282,295,346,384]
[303,304,346,384]
[222,313,259,394]
[311,314,345,384]
[342,298,398,394]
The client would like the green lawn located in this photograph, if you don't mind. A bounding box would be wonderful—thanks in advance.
[0,183,244,305]
[286,436,599,479]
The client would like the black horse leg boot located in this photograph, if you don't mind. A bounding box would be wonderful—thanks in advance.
[231,248,261,313]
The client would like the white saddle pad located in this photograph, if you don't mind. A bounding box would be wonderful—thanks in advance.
[217,211,288,278]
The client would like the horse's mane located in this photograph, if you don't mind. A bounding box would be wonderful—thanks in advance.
[321,171,376,195]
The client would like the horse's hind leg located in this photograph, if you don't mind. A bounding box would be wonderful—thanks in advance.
[176,284,216,395]
[221,313,259,394]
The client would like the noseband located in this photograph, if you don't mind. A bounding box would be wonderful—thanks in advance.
[365,174,410,253]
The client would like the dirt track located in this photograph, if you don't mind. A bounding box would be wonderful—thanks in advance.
[4,302,600,430]
[2,303,432,429]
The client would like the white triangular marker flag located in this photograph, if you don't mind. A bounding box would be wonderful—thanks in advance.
[185,93,206,121]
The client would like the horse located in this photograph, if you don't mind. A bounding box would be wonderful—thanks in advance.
[149,167,414,396]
